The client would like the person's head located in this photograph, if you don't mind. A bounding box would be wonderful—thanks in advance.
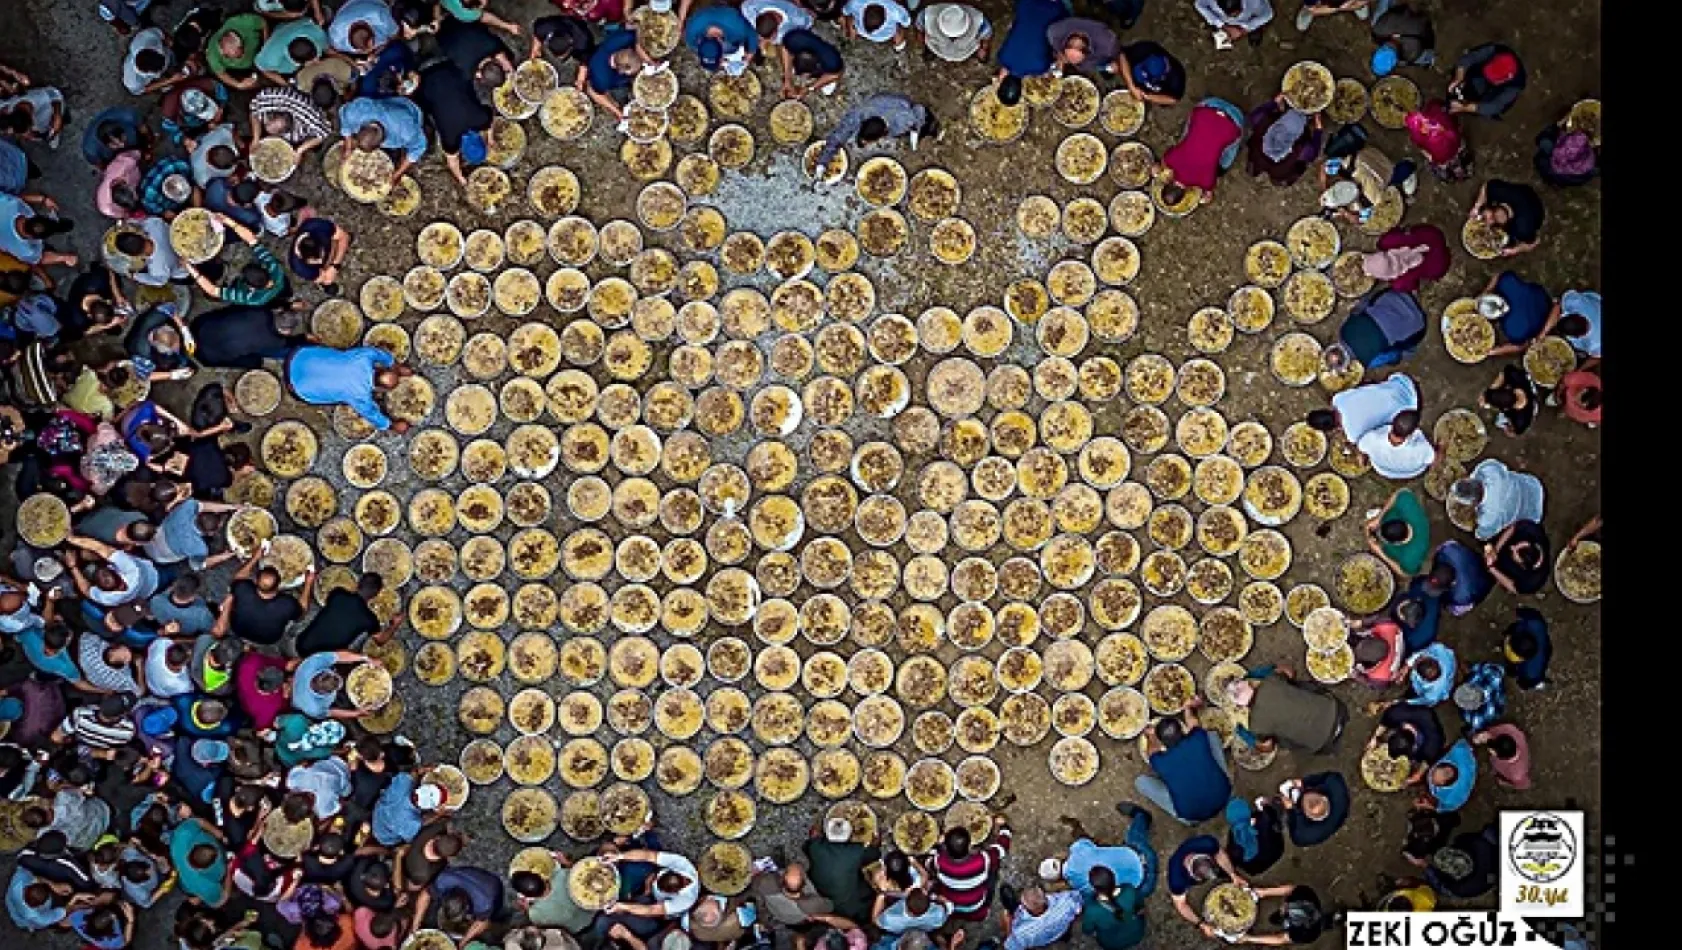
[792,49,823,78]
[1553,314,1590,338]
[1427,560,1456,593]
[256,565,283,593]
[360,860,392,891]
[1483,52,1520,85]
[136,421,175,455]
[1155,715,1185,747]
[310,669,343,697]
[1429,761,1459,787]
[1020,886,1048,915]
[1393,596,1425,628]
[349,23,376,53]
[1088,864,1117,897]
[195,698,230,726]
[439,889,473,924]
[256,665,287,694]
[287,35,320,66]
[21,882,53,909]
[91,840,122,868]
[115,232,151,257]
[369,913,399,940]
[942,826,971,858]
[856,116,889,146]
[262,110,296,139]
[0,589,24,615]
[305,915,344,948]
[240,261,275,291]
[882,850,913,887]
[1483,386,1518,411]
[121,859,155,884]
[97,693,130,723]
[1385,730,1415,759]
[478,59,507,90]
[862,4,886,32]
[1370,42,1399,78]
[0,268,32,296]
[1383,894,1413,912]
[84,907,122,938]
[20,215,72,240]
[1389,409,1421,439]
[170,574,202,604]
[1305,408,1339,432]
[1449,478,1485,508]
[696,37,725,71]
[548,26,582,57]
[1300,789,1331,820]
[1353,635,1389,668]
[511,870,547,899]
[188,843,218,870]
[1509,539,1543,570]
[0,109,30,137]
[996,75,1022,107]
[296,231,327,264]
[1217,0,1244,14]
[781,863,807,895]
[1488,733,1519,758]
[656,869,692,895]
[206,145,238,172]
[98,120,132,150]
[611,48,641,74]
[92,564,125,592]
[209,639,239,671]
[356,572,386,601]
[1061,32,1090,64]
[433,832,465,859]
[1162,180,1191,207]
[904,887,931,916]
[1415,658,1441,681]
[1376,517,1414,546]
[822,932,850,950]
[754,12,781,38]
[233,784,267,812]
[354,121,387,151]
[42,623,72,653]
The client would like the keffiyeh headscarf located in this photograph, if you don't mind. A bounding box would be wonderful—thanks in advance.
[284,719,346,756]
[1550,131,1595,177]
[1262,110,1311,163]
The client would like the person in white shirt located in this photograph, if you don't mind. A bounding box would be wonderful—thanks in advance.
[1308,373,1419,444]
[1357,410,1436,480]
[843,0,913,49]
[1453,459,1544,541]
[143,639,196,697]
[742,0,814,46]
[916,3,992,62]
[602,849,701,921]
[1195,0,1274,43]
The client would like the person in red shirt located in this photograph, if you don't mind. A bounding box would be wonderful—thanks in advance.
[234,651,292,730]
[1159,99,1244,205]
[1556,369,1600,428]
[1404,100,1471,181]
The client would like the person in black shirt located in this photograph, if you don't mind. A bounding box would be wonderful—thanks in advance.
[1482,363,1536,437]
[294,572,394,656]
[214,549,308,646]
[404,59,495,189]
[1369,701,1443,773]
[1280,772,1349,848]
[532,13,596,68]
[1470,178,1544,256]
[1426,824,1499,899]
[347,857,400,911]
[1487,519,1550,595]
[301,832,357,886]
[189,304,307,370]
[437,16,516,83]
[1115,41,1185,105]
[1224,798,1285,876]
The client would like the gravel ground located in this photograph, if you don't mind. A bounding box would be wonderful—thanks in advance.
[1,0,1600,947]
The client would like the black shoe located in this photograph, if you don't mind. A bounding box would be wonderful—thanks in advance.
[1114,801,1144,819]
[231,420,253,435]
[997,883,1020,910]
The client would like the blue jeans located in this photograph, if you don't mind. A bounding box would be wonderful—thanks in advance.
[1124,811,1159,898]
[1133,731,1233,824]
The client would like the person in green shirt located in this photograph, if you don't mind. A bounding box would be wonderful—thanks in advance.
[182,213,288,307]
[440,0,526,35]
[511,856,597,933]
[1367,487,1430,576]
[1081,868,1146,950]
[207,13,269,90]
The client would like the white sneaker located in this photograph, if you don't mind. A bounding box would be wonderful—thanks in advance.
[820,81,838,96]
[909,130,920,151]
[1295,7,1315,30]
[1354,3,1370,18]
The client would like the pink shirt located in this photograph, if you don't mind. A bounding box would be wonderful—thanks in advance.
[1354,623,1405,688]
[1560,371,1601,426]
[235,651,292,730]
[97,151,144,221]
[1481,724,1531,790]
[353,907,399,950]
[1163,106,1242,192]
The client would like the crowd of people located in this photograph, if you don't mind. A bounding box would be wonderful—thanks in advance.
[0,0,1599,948]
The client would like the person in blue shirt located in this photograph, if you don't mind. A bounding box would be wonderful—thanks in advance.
[1135,710,1231,825]
[1427,739,1477,812]
[1429,540,1494,617]
[1403,642,1456,707]
[68,904,136,950]
[284,345,408,431]
[993,0,1068,104]
[681,4,760,73]
[780,29,845,98]
[1501,606,1551,689]
[1480,270,1552,355]
[1050,803,1155,897]
[5,866,71,931]
[338,95,428,182]
[169,814,232,906]
[580,27,655,119]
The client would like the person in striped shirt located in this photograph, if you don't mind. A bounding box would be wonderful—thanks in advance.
[929,817,1011,921]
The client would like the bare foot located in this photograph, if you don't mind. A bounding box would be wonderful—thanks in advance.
[949,929,966,950]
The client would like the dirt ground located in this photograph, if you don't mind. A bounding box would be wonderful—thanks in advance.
[1,0,1601,946]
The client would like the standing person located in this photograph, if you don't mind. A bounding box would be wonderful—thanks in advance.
[806,816,882,925]
[914,4,991,64]
[1449,44,1525,118]
[842,0,913,50]
[1485,519,1550,596]
[206,11,269,89]
[1134,711,1230,824]
[578,25,655,119]
[743,0,815,49]
[814,94,937,167]
[339,94,429,184]
[1194,0,1273,46]
[753,862,847,948]
[190,303,307,369]
[214,548,307,646]
[1216,886,1326,946]
[284,345,412,432]
[1225,668,1344,755]
[1279,772,1350,847]
[1045,804,1155,897]
[1469,178,1545,257]
[1471,724,1531,790]
[992,0,1067,104]
[1294,0,1368,32]
[1245,96,1323,186]
[1332,288,1428,372]
[1556,369,1600,428]
[1533,120,1597,187]
[295,573,396,656]
[1223,798,1286,877]
[779,28,845,98]
[1430,541,1494,617]
[1047,17,1120,77]
[929,816,1011,921]
[1479,271,1553,354]
[530,11,597,68]
[407,59,495,190]
[598,847,700,933]
[1367,487,1429,576]
[1426,739,1477,813]
[1306,372,1417,444]
[1404,100,1472,181]
[1365,224,1448,293]
[1359,410,1434,480]
[1502,606,1551,690]
[1481,364,1536,437]
[1403,642,1456,708]
[1162,834,1243,926]
[999,886,1082,950]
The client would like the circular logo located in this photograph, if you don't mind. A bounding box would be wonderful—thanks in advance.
[1507,813,1577,884]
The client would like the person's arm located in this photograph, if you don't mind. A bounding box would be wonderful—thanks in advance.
[1171,891,1200,924]
[480,10,522,35]
[66,534,120,561]
[1499,240,1537,257]
[779,45,800,97]
[408,886,433,931]
[586,84,624,120]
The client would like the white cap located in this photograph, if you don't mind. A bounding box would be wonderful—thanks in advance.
[924,4,983,62]
[937,4,971,36]
[415,783,445,810]
[825,817,853,843]
[1038,858,1064,881]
